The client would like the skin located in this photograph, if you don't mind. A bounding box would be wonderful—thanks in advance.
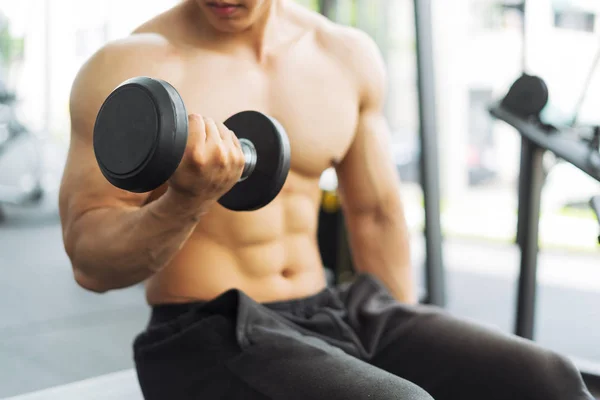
[59,0,416,305]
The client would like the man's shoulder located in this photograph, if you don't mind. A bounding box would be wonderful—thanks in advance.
[299,10,384,79]
[289,4,375,53]
[317,21,377,55]
[307,16,386,97]
[74,30,183,96]
[84,4,185,80]
[95,33,180,67]
[70,26,184,123]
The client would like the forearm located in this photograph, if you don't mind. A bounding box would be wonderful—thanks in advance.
[345,206,416,303]
[67,189,208,292]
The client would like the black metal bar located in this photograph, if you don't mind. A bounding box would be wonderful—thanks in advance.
[504,0,526,246]
[514,137,545,339]
[516,153,527,248]
[413,0,446,307]
[490,104,600,181]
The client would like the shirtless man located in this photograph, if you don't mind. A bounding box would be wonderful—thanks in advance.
[59,1,593,399]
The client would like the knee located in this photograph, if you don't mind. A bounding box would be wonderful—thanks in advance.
[409,385,436,400]
[531,351,590,400]
[381,378,435,400]
[400,384,435,400]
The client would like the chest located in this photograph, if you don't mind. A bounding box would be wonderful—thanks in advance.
[175,48,360,179]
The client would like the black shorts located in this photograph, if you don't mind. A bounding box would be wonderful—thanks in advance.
[133,274,592,400]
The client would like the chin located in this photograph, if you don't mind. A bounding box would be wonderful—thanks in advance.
[210,20,253,33]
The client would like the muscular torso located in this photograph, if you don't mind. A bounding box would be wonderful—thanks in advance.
[141,5,360,304]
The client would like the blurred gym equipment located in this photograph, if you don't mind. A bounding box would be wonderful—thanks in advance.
[0,80,45,220]
[490,69,600,396]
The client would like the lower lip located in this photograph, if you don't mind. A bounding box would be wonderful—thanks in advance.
[209,5,240,17]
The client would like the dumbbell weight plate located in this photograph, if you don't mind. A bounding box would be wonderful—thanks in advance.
[93,76,188,193]
[94,77,291,211]
[220,111,291,211]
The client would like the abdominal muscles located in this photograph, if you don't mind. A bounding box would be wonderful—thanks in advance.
[145,178,328,305]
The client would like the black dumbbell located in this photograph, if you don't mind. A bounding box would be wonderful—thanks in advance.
[93,77,291,211]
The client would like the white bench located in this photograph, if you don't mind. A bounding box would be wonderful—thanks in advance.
[4,369,143,400]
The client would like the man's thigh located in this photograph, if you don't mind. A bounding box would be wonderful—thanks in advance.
[367,303,592,400]
[133,301,433,400]
[230,322,433,400]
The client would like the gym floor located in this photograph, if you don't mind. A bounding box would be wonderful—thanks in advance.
[0,201,599,398]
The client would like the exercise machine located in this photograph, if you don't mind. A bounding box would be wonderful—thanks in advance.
[489,68,600,394]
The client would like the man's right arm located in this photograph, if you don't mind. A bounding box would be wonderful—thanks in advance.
[60,36,207,293]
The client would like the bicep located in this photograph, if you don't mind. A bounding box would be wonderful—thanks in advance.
[334,30,401,213]
[59,128,145,226]
[335,110,401,214]
[59,46,156,231]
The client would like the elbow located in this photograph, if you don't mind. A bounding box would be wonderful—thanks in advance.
[67,241,111,294]
[73,267,111,294]
[64,226,110,294]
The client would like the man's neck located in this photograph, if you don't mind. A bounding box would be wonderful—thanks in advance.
[188,0,286,61]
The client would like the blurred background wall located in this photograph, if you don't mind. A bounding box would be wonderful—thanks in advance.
[0,0,599,397]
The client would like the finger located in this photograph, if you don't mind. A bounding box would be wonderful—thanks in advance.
[229,128,242,150]
[215,123,241,158]
[188,114,207,144]
[216,121,234,143]
[203,117,222,144]
[215,122,240,150]
[219,124,243,163]
[229,133,246,174]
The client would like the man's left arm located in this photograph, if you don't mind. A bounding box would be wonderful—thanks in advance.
[334,32,416,304]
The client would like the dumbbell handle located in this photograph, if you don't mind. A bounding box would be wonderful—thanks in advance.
[239,138,257,182]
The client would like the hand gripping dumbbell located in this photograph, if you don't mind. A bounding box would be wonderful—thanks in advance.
[92,77,291,211]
